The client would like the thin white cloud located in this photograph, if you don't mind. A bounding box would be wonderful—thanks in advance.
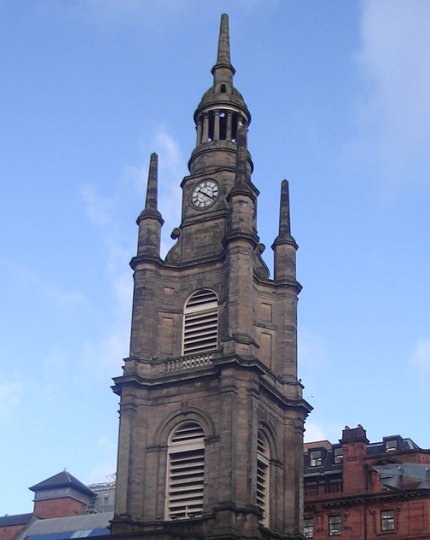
[43,287,87,309]
[79,174,135,378]
[6,263,87,312]
[73,0,193,29]
[79,258,132,379]
[355,0,430,186]
[123,125,185,256]
[86,435,117,484]
[123,162,148,199]
[81,184,113,226]
[304,421,328,443]
[299,328,332,370]
[154,126,185,255]
[35,350,71,401]
[78,126,185,378]
[410,336,430,375]
[0,375,22,426]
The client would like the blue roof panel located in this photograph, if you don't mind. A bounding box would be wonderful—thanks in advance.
[26,528,110,540]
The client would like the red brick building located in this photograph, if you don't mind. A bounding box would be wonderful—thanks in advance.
[304,425,430,540]
[0,471,112,540]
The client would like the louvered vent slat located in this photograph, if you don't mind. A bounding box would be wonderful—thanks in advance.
[166,421,205,520]
[183,289,218,355]
[257,432,270,527]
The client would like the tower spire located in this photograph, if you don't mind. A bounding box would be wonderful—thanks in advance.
[189,14,251,176]
[211,13,235,84]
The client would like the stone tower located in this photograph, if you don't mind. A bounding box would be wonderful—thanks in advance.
[111,14,311,540]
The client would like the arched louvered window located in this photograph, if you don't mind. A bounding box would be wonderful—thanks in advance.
[183,289,218,355]
[166,421,205,520]
[257,431,270,527]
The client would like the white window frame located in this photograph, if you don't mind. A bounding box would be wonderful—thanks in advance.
[329,515,341,536]
[381,510,395,531]
[304,518,314,539]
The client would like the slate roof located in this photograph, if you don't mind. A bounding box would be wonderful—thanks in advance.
[373,463,430,491]
[366,436,420,456]
[17,512,113,540]
[0,513,33,527]
[29,472,95,497]
[304,444,343,478]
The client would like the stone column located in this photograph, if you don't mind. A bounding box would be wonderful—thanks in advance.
[196,118,202,145]
[214,111,220,141]
[226,111,232,140]
[202,113,209,143]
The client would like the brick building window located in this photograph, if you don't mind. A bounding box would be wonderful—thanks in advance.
[257,431,270,527]
[310,449,323,467]
[304,518,314,538]
[334,447,343,463]
[183,289,218,355]
[381,510,395,531]
[329,515,341,536]
[166,421,205,519]
[385,439,398,452]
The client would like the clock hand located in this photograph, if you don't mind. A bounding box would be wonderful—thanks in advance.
[200,187,215,199]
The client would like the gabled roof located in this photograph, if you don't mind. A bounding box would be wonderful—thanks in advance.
[373,463,430,492]
[29,472,95,497]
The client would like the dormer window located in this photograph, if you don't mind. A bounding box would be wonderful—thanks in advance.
[309,450,323,467]
[334,447,343,464]
[385,438,399,453]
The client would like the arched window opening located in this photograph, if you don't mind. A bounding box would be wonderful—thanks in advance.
[166,421,205,520]
[208,111,215,142]
[219,111,227,140]
[220,84,227,93]
[231,113,239,143]
[257,431,270,527]
[183,289,218,355]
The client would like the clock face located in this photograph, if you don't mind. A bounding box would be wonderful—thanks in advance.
[191,179,220,209]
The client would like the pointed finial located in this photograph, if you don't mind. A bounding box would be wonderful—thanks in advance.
[217,14,231,66]
[145,152,158,212]
[212,13,235,84]
[278,179,291,238]
[137,152,163,225]
[134,152,163,260]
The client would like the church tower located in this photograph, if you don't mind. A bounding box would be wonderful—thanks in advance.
[111,14,311,540]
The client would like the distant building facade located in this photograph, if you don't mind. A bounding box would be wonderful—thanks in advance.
[3,427,430,540]
[0,471,113,540]
[304,425,430,540]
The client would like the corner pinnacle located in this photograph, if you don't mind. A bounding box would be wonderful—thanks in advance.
[137,152,163,224]
[278,179,291,238]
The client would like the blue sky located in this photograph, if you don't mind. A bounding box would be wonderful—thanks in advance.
[1,0,430,515]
